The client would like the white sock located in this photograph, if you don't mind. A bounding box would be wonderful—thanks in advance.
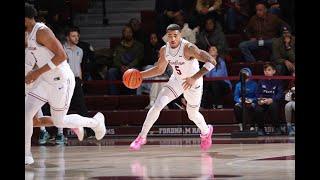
[58,128,63,134]
[62,114,98,128]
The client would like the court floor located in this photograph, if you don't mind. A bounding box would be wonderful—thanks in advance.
[25,136,295,180]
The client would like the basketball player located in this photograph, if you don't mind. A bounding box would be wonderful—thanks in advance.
[130,24,217,151]
[25,3,106,165]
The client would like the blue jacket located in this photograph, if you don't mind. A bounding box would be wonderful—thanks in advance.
[205,57,232,88]
[256,79,284,101]
[233,68,258,103]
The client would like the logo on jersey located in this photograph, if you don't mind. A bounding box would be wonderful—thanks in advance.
[168,60,185,66]
[28,47,37,50]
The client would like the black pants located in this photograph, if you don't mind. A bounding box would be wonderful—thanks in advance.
[202,81,230,108]
[255,102,280,129]
[234,104,255,127]
[69,77,94,136]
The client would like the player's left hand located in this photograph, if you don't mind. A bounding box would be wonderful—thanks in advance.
[182,77,196,90]
[25,70,41,84]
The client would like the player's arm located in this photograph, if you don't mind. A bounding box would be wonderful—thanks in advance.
[185,43,217,80]
[33,116,54,127]
[25,28,68,84]
[140,46,168,79]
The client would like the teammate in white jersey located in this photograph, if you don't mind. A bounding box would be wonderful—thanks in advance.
[130,24,217,151]
[25,3,106,165]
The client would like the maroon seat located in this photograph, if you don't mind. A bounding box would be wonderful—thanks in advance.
[252,48,272,61]
[228,48,242,62]
[226,34,243,48]
[85,95,119,110]
[83,80,108,95]
[118,95,149,110]
[110,37,121,49]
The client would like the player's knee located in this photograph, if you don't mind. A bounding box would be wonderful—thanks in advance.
[153,95,170,111]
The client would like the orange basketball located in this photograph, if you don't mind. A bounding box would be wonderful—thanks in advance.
[122,69,142,89]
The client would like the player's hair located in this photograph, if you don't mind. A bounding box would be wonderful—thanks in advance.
[65,26,80,36]
[166,24,181,32]
[25,3,38,18]
[263,62,276,70]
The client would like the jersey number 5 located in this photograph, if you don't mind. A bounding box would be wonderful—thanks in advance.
[175,66,182,75]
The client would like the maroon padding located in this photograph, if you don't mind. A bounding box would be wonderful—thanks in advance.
[157,110,183,125]
[206,109,236,124]
[110,37,121,49]
[103,111,127,126]
[140,10,156,35]
[126,110,148,125]
[226,34,244,48]
[83,80,108,95]
[228,48,242,62]
[118,95,149,110]
[85,95,119,110]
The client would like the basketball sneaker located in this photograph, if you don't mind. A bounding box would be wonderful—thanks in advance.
[200,125,213,151]
[38,130,50,145]
[71,127,84,141]
[25,155,34,165]
[129,136,147,151]
[287,125,295,136]
[55,133,66,145]
[92,112,106,140]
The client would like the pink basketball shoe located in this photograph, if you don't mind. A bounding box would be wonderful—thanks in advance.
[200,125,213,151]
[130,136,147,151]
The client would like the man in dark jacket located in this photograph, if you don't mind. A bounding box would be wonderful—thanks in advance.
[272,26,295,75]
[239,2,288,62]
[255,63,284,136]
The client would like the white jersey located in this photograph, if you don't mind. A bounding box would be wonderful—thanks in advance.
[26,22,74,84]
[165,38,201,81]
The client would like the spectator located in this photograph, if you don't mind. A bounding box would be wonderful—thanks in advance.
[194,0,223,28]
[233,68,257,131]
[128,18,148,45]
[202,46,231,109]
[272,26,295,75]
[267,0,281,17]
[76,28,100,80]
[137,33,163,95]
[255,63,284,136]
[224,0,253,33]
[63,26,93,137]
[239,2,288,62]
[155,0,187,36]
[107,26,144,95]
[284,84,295,136]
[162,14,199,44]
[196,18,228,57]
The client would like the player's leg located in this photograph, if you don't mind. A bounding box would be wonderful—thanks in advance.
[183,84,213,151]
[25,94,46,165]
[36,109,51,145]
[130,80,183,150]
[49,78,106,140]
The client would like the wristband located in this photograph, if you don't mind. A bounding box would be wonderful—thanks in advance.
[203,62,215,71]
[47,61,56,69]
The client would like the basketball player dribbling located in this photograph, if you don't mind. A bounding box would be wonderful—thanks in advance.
[130,24,217,151]
[25,3,106,165]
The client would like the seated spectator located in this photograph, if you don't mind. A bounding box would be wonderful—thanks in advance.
[267,0,281,17]
[107,26,144,95]
[196,18,228,57]
[224,0,253,33]
[202,46,231,109]
[239,2,288,62]
[194,0,223,28]
[137,33,163,95]
[162,13,199,44]
[233,68,257,131]
[272,26,295,75]
[284,85,295,136]
[128,18,148,45]
[155,0,187,36]
[255,63,284,136]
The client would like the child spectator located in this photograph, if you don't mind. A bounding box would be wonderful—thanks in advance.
[285,85,295,136]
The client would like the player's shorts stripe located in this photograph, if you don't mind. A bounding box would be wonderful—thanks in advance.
[28,92,48,103]
[164,85,178,98]
[187,104,199,108]
[51,106,69,111]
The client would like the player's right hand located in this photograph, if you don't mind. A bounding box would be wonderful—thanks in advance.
[25,70,40,84]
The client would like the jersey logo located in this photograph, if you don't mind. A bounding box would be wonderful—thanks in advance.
[195,85,201,89]
[28,47,37,50]
[54,77,61,81]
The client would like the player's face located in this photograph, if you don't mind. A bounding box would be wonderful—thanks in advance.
[25,18,31,29]
[167,30,181,48]
[264,66,276,76]
[68,31,80,45]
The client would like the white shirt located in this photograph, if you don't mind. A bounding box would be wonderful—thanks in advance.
[63,43,83,78]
